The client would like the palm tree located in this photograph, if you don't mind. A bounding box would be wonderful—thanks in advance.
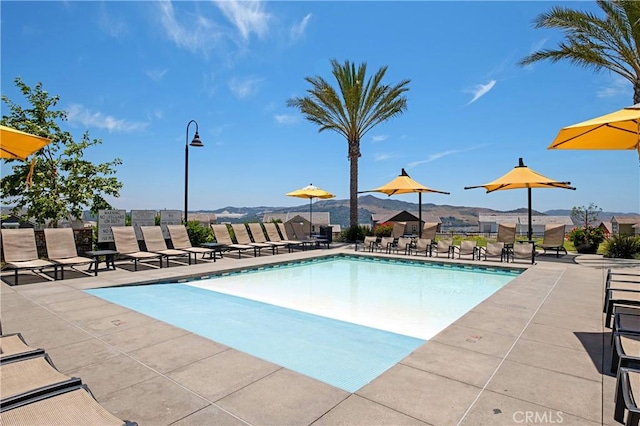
[519,0,640,104]
[287,59,410,228]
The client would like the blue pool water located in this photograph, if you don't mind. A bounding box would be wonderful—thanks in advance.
[86,256,518,392]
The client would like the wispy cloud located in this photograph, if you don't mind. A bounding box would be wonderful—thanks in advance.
[156,1,220,55]
[67,104,148,133]
[465,80,496,105]
[145,68,168,82]
[274,114,298,125]
[407,144,487,168]
[214,0,270,41]
[228,77,263,99]
[372,134,388,143]
[290,13,311,42]
[374,152,398,161]
[597,76,630,99]
[522,38,548,70]
[98,5,128,38]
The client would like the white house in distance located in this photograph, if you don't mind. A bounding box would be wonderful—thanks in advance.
[262,212,337,236]
[371,211,442,235]
[478,214,573,237]
[611,215,640,235]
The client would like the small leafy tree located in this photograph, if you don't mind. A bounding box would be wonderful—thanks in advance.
[570,203,602,228]
[1,78,122,225]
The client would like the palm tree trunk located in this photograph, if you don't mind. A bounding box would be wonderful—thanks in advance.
[634,78,640,105]
[349,140,360,228]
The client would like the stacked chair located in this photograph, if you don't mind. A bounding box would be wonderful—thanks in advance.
[602,268,640,425]
[0,332,136,425]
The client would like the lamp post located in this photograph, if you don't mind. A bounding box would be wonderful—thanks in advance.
[184,120,204,223]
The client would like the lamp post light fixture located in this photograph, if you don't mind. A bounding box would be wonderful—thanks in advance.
[184,120,204,223]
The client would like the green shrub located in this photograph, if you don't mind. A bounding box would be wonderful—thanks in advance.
[373,223,393,237]
[340,225,370,242]
[604,235,640,259]
[185,220,213,246]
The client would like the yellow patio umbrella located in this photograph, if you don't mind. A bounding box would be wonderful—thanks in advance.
[359,168,450,238]
[464,158,575,240]
[549,103,640,158]
[286,184,335,236]
[1,125,52,160]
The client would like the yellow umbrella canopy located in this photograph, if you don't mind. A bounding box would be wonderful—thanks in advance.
[549,103,640,158]
[464,158,575,240]
[286,184,335,236]
[1,125,52,160]
[360,169,450,238]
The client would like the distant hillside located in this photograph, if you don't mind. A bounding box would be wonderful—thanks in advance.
[544,209,638,223]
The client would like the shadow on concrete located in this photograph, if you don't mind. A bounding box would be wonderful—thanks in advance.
[0,271,56,286]
[575,331,615,377]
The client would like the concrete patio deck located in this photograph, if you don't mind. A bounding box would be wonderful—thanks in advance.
[2,245,639,425]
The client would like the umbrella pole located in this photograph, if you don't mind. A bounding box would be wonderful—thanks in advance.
[418,193,422,238]
[310,198,313,237]
[528,188,532,241]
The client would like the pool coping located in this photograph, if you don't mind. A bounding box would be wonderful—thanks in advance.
[1,246,630,425]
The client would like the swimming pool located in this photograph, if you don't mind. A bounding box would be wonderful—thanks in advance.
[86,255,519,392]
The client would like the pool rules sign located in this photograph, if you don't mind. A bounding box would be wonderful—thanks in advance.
[98,209,126,243]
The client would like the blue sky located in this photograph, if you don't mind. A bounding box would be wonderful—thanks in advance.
[2,1,639,214]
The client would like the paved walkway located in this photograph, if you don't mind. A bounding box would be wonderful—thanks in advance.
[2,246,639,425]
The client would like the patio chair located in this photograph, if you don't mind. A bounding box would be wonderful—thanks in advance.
[411,238,432,256]
[537,224,567,257]
[452,240,478,260]
[509,242,536,264]
[496,223,516,249]
[210,224,255,258]
[605,290,640,328]
[140,226,190,267]
[263,223,294,251]
[248,223,287,253]
[363,236,379,252]
[614,367,640,425]
[0,353,82,410]
[478,242,505,262]
[612,333,640,374]
[0,333,44,363]
[0,384,137,425]
[391,237,412,255]
[1,229,58,285]
[166,224,216,263]
[231,224,275,256]
[603,270,640,313]
[111,226,163,271]
[432,238,453,258]
[378,236,395,254]
[43,228,96,279]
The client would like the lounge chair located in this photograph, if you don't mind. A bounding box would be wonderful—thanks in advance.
[0,384,136,425]
[421,223,438,240]
[166,224,217,263]
[231,224,275,256]
[509,242,536,264]
[111,226,163,271]
[392,222,406,238]
[0,333,44,363]
[210,224,255,258]
[277,223,314,251]
[378,236,395,253]
[263,223,294,252]
[1,229,58,285]
[605,290,640,328]
[604,270,640,313]
[248,223,287,253]
[478,242,505,262]
[43,228,96,279]
[140,226,190,267]
[432,238,453,258]
[452,240,478,259]
[612,333,640,374]
[496,223,516,249]
[411,238,432,256]
[537,224,567,257]
[615,367,640,425]
[0,354,82,410]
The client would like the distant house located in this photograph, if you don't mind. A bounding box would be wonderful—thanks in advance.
[598,221,613,237]
[371,211,442,236]
[0,214,33,229]
[188,213,217,227]
[611,215,640,235]
[478,214,573,237]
